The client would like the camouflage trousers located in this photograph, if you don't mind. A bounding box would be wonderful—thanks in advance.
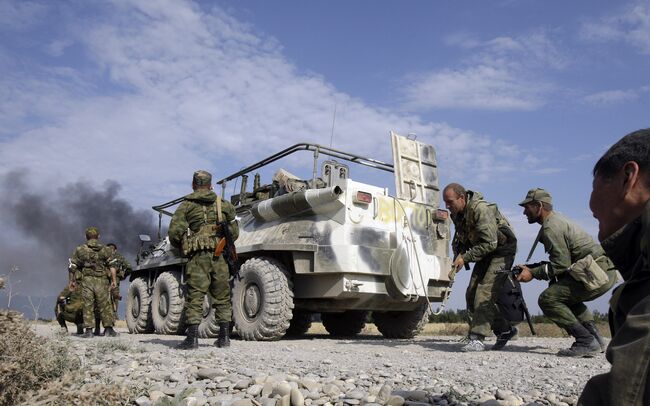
[82,275,114,329]
[539,268,617,328]
[184,250,231,326]
[465,256,513,337]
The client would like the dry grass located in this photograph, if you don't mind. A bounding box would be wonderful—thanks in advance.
[0,310,143,406]
[307,321,611,338]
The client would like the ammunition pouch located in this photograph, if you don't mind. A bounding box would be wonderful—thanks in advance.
[568,255,610,291]
[182,224,222,256]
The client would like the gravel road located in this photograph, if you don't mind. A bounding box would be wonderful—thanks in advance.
[36,325,608,406]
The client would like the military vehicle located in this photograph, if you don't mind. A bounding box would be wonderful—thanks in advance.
[126,132,453,340]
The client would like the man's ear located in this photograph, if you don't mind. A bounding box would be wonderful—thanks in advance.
[622,161,640,194]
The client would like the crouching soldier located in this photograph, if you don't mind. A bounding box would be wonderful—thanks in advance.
[54,284,84,335]
[516,188,617,356]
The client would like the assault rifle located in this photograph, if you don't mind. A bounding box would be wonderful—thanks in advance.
[496,265,539,335]
[214,221,240,279]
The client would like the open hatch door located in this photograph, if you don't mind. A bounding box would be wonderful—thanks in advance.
[390,131,439,207]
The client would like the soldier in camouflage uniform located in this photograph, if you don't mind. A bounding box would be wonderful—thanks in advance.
[107,243,132,320]
[68,226,119,338]
[169,170,239,350]
[579,129,650,405]
[54,284,84,334]
[516,188,616,356]
[443,183,518,352]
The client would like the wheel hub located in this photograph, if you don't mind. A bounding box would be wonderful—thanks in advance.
[159,292,169,317]
[243,283,261,320]
[131,295,141,318]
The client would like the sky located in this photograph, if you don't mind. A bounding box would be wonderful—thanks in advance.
[0,0,648,316]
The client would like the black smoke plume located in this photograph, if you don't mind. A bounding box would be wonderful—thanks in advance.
[0,170,159,302]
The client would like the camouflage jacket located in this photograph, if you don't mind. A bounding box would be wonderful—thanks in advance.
[109,251,132,280]
[452,190,517,264]
[168,189,239,255]
[579,201,650,406]
[70,239,113,277]
[529,213,605,280]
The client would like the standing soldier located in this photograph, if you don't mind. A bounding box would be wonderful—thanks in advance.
[516,188,617,356]
[579,129,650,405]
[169,170,239,350]
[107,243,132,320]
[443,183,518,352]
[68,226,119,338]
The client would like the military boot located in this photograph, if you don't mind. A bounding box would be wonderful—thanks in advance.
[177,325,199,350]
[104,327,119,337]
[215,322,231,348]
[582,320,607,352]
[557,323,601,357]
[75,323,84,335]
[492,326,518,351]
[81,328,94,338]
[94,317,104,336]
[460,334,485,352]
[56,313,68,332]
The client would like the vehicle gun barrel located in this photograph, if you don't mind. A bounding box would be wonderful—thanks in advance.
[251,186,343,222]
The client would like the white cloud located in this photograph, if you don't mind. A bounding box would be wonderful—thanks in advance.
[0,0,543,207]
[580,2,650,54]
[403,30,565,112]
[584,85,650,105]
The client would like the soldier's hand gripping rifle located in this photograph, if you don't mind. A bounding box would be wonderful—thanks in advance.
[496,265,537,335]
[214,221,239,279]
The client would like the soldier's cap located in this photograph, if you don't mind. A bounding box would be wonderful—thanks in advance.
[192,170,212,186]
[85,226,99,235]
[519,188,552,206]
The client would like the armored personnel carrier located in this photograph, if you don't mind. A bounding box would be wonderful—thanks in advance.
[126,132,452,340]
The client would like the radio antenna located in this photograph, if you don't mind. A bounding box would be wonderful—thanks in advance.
[329,103,337,149]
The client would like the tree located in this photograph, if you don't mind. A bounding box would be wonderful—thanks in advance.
[1,265,22,308]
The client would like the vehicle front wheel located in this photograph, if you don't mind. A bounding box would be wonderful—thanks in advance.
[232,257,294,341]
[125,277,154,334]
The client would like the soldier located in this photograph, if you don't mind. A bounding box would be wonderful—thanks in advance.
[169,170,239,350]
[579,129,650,405]
[516,188,617,356]
[106,243,132,319]
[54,285,84,334]
[443,183,518,352]
[68,226,119,338]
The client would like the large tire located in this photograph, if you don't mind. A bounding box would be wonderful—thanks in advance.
[151,271,186,335]
[321,311,368,337]
[285,310,312,337]
[373,299,431,339]
[232,257,294,341]
[125,277,154,334]
[198,295,219,338]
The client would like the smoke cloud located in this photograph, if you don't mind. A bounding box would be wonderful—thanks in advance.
[0,169,159,302]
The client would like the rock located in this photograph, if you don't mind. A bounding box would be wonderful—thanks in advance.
[231,400,254,406]
[197,368,224,380]
[291,388,305,406]
[386,396,405,406]
[345,391,365,400]
[261,398,278,406]
[149,390,166,401]
[262,382,275,397]
[302,378,320,392]
[248,384,264,396]
[275,382,292,397]
[235,379,253,389]
[280,394,291,406]
[376,384,392,404]
[322,384,342,397]
[135,396,151,406]
[479,401,500,406]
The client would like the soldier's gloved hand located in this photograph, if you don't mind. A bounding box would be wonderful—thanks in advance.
[516,265,534,283]
[69,281,76,291]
